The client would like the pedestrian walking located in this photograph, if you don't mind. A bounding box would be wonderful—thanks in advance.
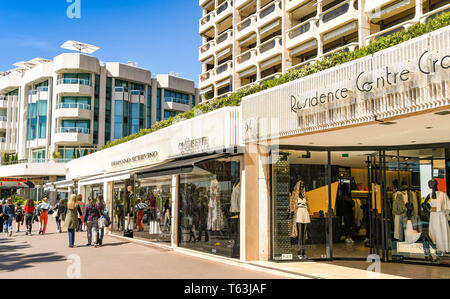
[64,194,83,248]
[97,195,110,247]
[77,195,85,232]
[83,196,101,247]
[36,197,52,235]
[3,198,15,237]
[0,200,6,234]
[24,199,35,236]
[53,199,67,233]
[15,202,24,233]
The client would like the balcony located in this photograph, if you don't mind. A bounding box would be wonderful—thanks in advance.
[199,70,215,89]
[216,0,233,23]
[236,0,252,9]
[365,20,415,44]
[214,61,233,82]
[319,0,358,35]
[130,90,145,102]
[236,49,257,73]
[257,36,283,63]
[199,40,215,62]
[199,11,215,34]
[286,18,318,50]
[54,103,91,119]
[286,0,312,12]
[54,127,91,144]
[199,0,211,7]
[215,29,233,53]
[258,72,282,84]
[0,116,7,129]
[236,15,257,41]
[257,0,282,29]
[286,57,318,73]
[55,78,92,96]
[420,3,450,24]
[322,42,359,59]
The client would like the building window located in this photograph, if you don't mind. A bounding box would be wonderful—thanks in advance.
[105,77,112,144]
[156,88,162,122]
[164,90,189,105]
[147,86,152,128]
[164,110,179,120]
[94,75,100,144]
[114,100,123,139]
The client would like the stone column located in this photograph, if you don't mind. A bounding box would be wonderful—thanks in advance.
[358,0,371,47]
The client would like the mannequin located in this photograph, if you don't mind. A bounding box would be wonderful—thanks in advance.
[230,180,241,213]
[289,180,311,260]
[207,177,224,231]
[392,188,407,241]
[426,179,450,253]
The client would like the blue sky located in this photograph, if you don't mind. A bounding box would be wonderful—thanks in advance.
[0,0,203,83]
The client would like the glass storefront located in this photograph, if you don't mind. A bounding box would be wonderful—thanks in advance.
[179,156,241,259]
[271,145,450,265]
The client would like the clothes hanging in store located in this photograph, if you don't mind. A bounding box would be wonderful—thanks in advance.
[428,191,450,253]
[393,191,407,241]
[207,179,225,231]
[354,198,364,228]
[230,182,241,213]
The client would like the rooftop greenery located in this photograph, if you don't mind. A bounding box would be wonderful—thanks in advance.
[103,12,450,150]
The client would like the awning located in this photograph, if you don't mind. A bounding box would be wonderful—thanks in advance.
[136,153,230,180]
[79,170,131,186]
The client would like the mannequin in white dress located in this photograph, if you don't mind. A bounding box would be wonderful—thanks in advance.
[426,179,450,253]
[289,180,311,260]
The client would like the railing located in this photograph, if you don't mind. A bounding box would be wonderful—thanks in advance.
[115,86,128,92]
[200,11,215,26]
[217,0,232,15]
[258,72,282,83]
[200,40,215,53]
[29,158,72,164]
[56,103,91,110]
[258,36,282,55]
[286,58,319,72]
[55,127,90,134]
[420,3,450,23]
[1,159,28,166]
[287,18,316,39]
[0,116,7,122]
[130,90,144,95]
[216,29,232,45]
[57,78,91,86]
[237,49,255,64]
[237,14,256,32]
[259,1,279,19]
[322,1,350,23]
[365,20,415,43]
[200,70,213,82]
[322,42,359,59]
[216,61,232,75]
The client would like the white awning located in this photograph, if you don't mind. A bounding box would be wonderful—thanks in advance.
[79,171,131,186]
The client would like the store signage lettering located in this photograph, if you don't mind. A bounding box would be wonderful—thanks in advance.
[179,137,210,155]
[111,151,159,168]
[291,50,450,114]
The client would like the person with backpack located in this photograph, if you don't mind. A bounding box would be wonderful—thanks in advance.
[15,202,24,233]
[3,198,16,237]
[83,197,101,247]
[36,197,52,235]
[24,199,35,236]
[53,199,67,233]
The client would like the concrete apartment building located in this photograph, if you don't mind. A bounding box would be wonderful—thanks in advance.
[198,0,449,102]
[0,52,199,199]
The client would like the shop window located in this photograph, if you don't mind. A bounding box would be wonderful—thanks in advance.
[179,156,241,259]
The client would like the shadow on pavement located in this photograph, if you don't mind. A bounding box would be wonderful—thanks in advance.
[0,239,66,272]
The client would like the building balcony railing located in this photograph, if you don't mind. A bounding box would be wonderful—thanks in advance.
[57,78,91,86]
[286,0,313,12]
[199,11,215,34]
[56,103,91,110]
[236,15,257,41]
[199,70,215,89]
[55,127,90,134]
[214,61,233,82]
[236,49,257,73]
[258,72,282,84]
[216,0,233,22]
[257,0,282,29]
[285,57,319,73]
[319,0,358,35]
[215,29,233,52]
[286,17,319,50]
[322,42,359,59]
[199,40,215,61]
[365,20,415,44]
[257,35,283,63]
[420,3,450,24]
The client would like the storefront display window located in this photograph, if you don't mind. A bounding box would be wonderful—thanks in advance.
[179,156,241,258]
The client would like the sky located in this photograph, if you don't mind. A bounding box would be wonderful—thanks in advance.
[0,0,203,84]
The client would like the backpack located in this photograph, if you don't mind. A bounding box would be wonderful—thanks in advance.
[16,207,23,218]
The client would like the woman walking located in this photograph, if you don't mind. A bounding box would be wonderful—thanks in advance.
[64,194,83,248]
[97,195,110,246]
[24,199,35,236]
[37,197,52,235]
[83,197,101,247]
[15,202,24,233]
[3,198,15,237]
[53,199,67,233]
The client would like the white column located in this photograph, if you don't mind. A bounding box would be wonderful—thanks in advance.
[358,0,371,47]
[415,0,424,21]
[317,0,324,57]
[171,175,179,247]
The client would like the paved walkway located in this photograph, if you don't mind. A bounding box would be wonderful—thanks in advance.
[0,220,285,279]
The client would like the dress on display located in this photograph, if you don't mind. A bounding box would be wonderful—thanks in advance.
[393,191,408,240]
[230,182,241,213]
[404,220,422,244]
[296,197,311,224]
[289,181,311,238]
[428,191,450,253]
[207,179,225,231]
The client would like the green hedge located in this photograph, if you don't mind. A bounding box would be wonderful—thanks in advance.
[103,12,450,150]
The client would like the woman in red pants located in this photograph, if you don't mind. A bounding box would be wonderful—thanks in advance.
[37,197,52,235]
[135,198,148,232]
